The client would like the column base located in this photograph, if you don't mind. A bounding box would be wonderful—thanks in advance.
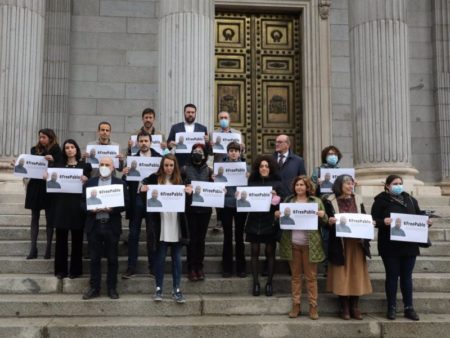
[354,167,441,197]
[439,180,450,196]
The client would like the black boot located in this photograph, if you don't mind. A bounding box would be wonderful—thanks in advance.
[387,306,396,320]
[26,247,38,260]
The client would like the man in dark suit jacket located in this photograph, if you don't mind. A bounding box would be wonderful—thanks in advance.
[167,103,210,167]
[81,157,129,300]
[273,134,306,199]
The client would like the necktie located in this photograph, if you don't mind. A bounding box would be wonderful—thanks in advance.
[278,154,284,167]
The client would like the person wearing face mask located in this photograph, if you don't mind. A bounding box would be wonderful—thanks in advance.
[311,145,343,197]
[81,157,129,300]
[371,175,432,321]
[181,144,213,282]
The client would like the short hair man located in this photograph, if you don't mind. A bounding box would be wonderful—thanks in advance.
[391,218,406,237]
[336,216,352,233]
[237,190,251,208]
[82,157,129,300]
[214,166,228,183]
[14,158,28,174]
[192,185,204,203]
[273,134,306,199]
[320,172,333,190]
[280,207,296,225]
[47,172,62,189]
[128,108,166,155]
[147,189,163,207]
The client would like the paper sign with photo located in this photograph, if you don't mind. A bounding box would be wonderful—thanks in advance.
[236,186,272,212]
[13,154,48,179]
[390,212,428,244]
[47,168,83,194]
[319,168,355,193]
[213,162,247,187]
[86,184,124,210]
[125,156,161,182]
[211,132,242,154]
[335,213,374,240]
[174,132,205,153]
[85,145,120,168]
[190,181,225,208]
[146,184,186,212]
[279,203,318,230]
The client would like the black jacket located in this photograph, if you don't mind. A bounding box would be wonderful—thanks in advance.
[371,191,421,257]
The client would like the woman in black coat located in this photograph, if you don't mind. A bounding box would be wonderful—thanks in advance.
[51,139,92,279]
[25,129,62,259]
[244,155,281,297]
[371,174,432,321]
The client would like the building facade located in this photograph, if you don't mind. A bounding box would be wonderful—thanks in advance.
[0,0,449,193]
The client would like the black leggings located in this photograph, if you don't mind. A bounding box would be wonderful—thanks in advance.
[250,241,276,284]
[30,209,53,255]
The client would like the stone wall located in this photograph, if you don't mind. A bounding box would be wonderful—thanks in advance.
[68,0,159,151]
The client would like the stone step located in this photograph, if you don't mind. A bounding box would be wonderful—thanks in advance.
[1,314,450,338]
[0,256,449,275]
[0,194,24,204]
[0,293,449,318]
[1,272,449,295]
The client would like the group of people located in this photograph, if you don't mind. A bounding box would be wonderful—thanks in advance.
[17,105,431,321]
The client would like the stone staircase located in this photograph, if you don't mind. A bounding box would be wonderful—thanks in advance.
[1,178,450,337]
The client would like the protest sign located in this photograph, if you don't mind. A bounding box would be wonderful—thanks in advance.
[211,132,242,154]
[213,162,247,186]
[319,168,355,193]
[334,213,374,240]
[125,156,161,182]
[279,203,318,230]
[236,186,272,212]
[86,145,120,168]
[13,155,48,179]
[47,168,83,194]
[86,184,124,210]
[390,212,429,244]
[174,132,205,153]
[190,181,225,208]
[146,185,186,212]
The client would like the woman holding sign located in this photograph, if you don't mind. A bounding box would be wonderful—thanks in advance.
[51,139,92,279]
[278,176,327,320]
[323,174,372,320]
[140,154,190,303]
[371,174,432,321]
[244,155,281,297]
[25,129,62,259]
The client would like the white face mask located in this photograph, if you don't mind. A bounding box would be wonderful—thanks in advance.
[99,166,111,178]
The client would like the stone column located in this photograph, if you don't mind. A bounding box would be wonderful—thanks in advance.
[158,0,215,133]
[433,0,450,194]
[41,0,71,141]
[348,0,422,190]
[0,0,46,167]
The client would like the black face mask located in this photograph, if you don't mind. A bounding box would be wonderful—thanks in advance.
[192,153,203,163]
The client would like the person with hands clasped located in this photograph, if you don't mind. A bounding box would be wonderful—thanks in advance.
[244,155,282,297]
[278,176,327,320]
[371,174,432,321]
[24,128,63,259]
[139,154,190,303]
[323,174,373,320]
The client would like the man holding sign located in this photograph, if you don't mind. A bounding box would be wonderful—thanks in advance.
[371,174,432,321]
[82,157,129,300]
[128,108,166,156]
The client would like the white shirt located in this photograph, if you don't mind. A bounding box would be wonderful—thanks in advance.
[278,151,289,165]
[159,179,180,242]
[184,123,195,133]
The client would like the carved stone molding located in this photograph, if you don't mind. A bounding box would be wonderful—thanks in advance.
[319,0,332,20]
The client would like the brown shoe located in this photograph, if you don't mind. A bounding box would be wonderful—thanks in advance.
[188,270,198,282]
[288,303,301,318]
[309,305,319,320]
[340,296,350,320]
[350,296,363,320]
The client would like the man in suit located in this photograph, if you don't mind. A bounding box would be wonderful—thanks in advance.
[82,157,129,300]
[273,134,306,199]
[167,103,209,167]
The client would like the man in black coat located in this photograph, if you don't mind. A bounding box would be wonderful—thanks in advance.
[167,103,209,167]
[273,134,306,199]
[81,157,129,300]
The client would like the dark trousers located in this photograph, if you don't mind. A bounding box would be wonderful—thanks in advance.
[186,212,211,271]
[221,207,246,274]
[88,222,119,291]
[154,242,182,292]
[127,196,154,270]
[381,255,416,309]
[54,228,83,277]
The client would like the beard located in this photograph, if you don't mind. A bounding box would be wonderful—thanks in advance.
[185,115,195,124]
[144,122,153,129]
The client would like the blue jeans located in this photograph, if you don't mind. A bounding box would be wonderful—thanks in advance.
[127,196,154,270]
[154,241,182,292]
[381,255,416,309]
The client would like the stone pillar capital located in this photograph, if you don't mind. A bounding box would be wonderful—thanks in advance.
[159,0,214,18]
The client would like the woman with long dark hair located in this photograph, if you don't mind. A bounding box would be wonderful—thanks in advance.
[25,129,62,259]
[51,139,91,279]
[244,155,281,297]
[371,174,432,321]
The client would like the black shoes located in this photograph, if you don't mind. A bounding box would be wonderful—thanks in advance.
[26,248,37,260]
[265,283,273,297]
[404,308,419,321]
[252,282,260,296]
[387,307,396,320]
[55,273,67,280]
[122,267,135,279]
[237,271,247,278]
[82,288,100,300]
[222,271,232,278]
[108,289,119,300]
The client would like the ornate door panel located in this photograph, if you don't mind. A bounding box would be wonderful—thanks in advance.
[215,12,302,162]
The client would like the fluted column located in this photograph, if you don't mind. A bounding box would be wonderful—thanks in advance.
[349,0,421,188]
[158,0,215,132]
[433,0,450,194]
[41,0,71,141]
[0,0,46,166]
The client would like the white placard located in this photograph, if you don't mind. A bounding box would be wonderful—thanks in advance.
[146,185,186,212]
[130,134,163,155]
[213,162,247,186]
[211,132,242,154]
[335,213,374,240]
[13,155,48,179]
[129,135,140,155]
[190,181,225,208]
[174,132,205,153]
[46,168,83,194]
[319,168,356,193]
[390,213,429,244]
[86,184,124,210]
[236,186,272,212]
[125,156,161,182]
[85,145,120,168]
[279,203,318,230]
